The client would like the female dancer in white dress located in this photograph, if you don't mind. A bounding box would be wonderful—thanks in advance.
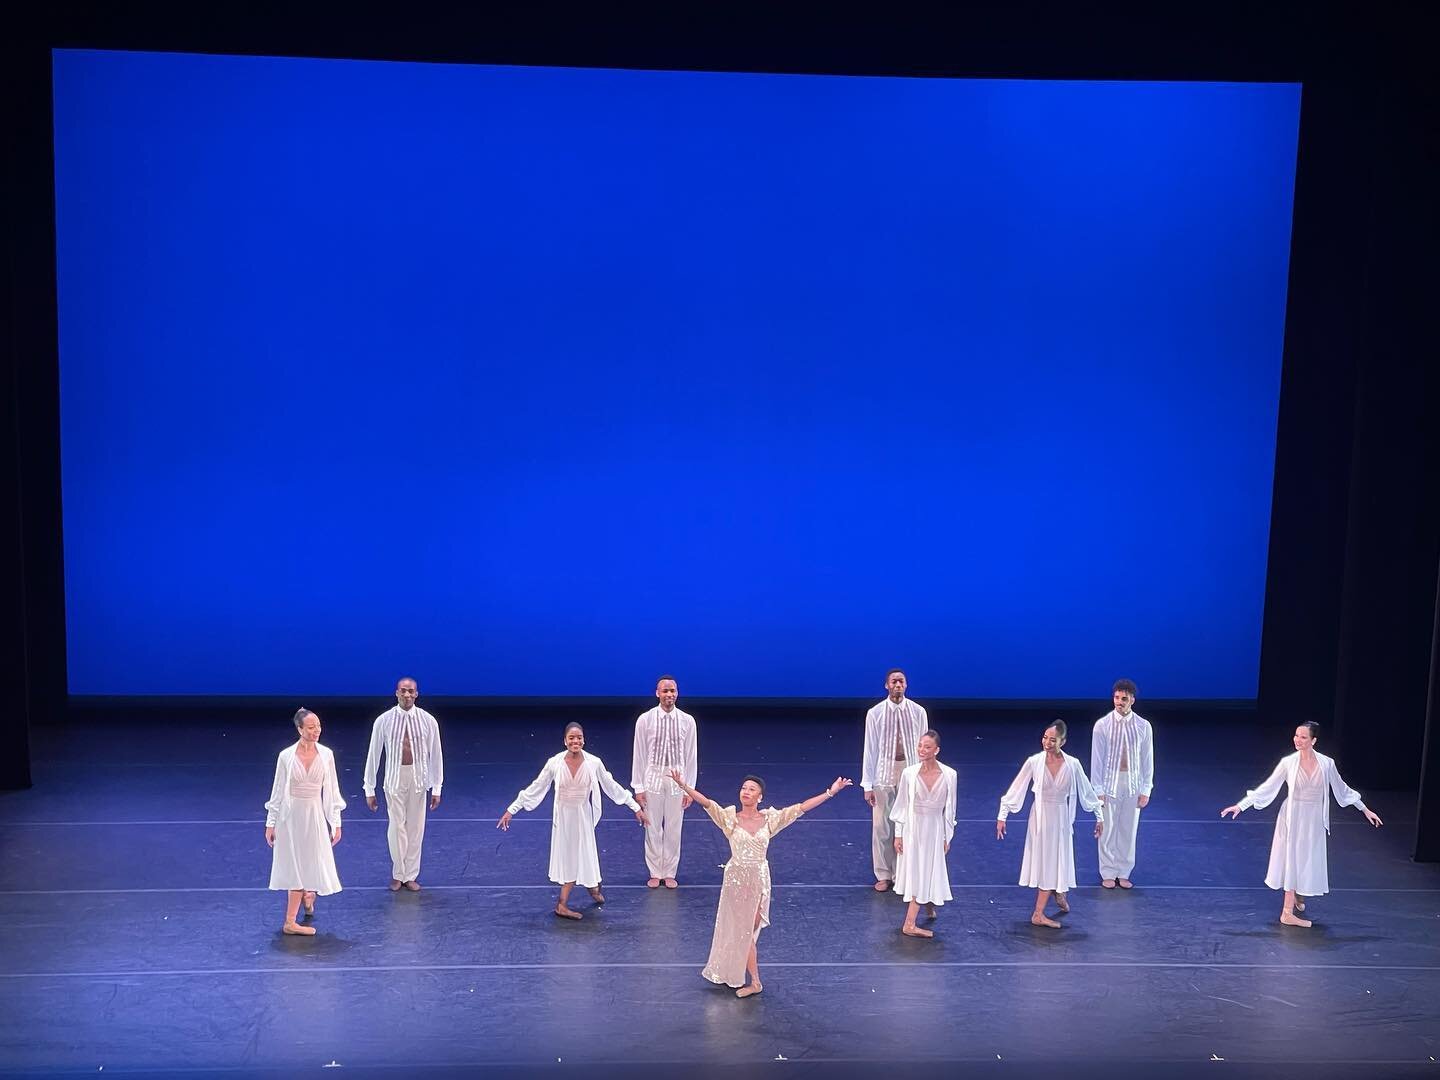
[497,722,648,920]
[264,708,345,936]
[668,769,852,998]
[996,720,1104,928]
[890,729,956,938]
[1221,722,1382,927]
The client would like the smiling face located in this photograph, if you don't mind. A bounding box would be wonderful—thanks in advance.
[298,712,321,744]
[656,679,678,710]
[738,779,763,809]
[396,678,419,710]
[1113,688,1134,715]
[1293,725,1316,753]
[1041,725,1064,754]
[917,733,939,762]
[564,725,585,754]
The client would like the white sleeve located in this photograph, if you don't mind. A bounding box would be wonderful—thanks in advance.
[944,769,957,844]
[1139,721,1154,797]
[508,761,555,815]
[889,769,911,836]
[264,753,287,828]
[323,749,346,831]
[595,757,640,811]
[1326,759,1367,813]
[631,715,648,792]
[1073,758,1104,819]
[861,708,879,791]
[1090,719,1109,796]
[362,717,385,798]
[1237,759,1288,812]
[998,758,1032,820]
[684,716,698,788]
[428,716,444,796]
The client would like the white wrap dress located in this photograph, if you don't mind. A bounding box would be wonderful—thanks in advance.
[507,751,640,888]
[997,751,1104,892]
[265,744,345,895]
[890,762,957,906]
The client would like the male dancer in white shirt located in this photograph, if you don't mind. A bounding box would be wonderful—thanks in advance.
[364,677,444,892]
[1090,677,1153,889]
[631,675,697,889]
[861,669,926,892]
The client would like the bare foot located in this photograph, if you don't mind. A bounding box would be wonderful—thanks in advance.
[389,879,402,891]
[1101,878,1117,889]
[1280,910,1312,928]
[403,881,421,892]
[1295,899,1306,913]
[1054,893,1070,913]
[736,983,763,998]
[282,921,316,936]
[925,903,937,920]
[587,887,605,905]
[664,878,678,889]
[1030,913,1061,928]
[1117,879,1133,889]
[874,880,892,892]
[901,924,934,938]
[303,891,316,915]
[554,905,583,920]
[646,878,660,889]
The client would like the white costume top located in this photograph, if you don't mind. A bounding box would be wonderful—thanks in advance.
[1235,750,1367,833]
[507,751,640,888]
[998,751,1104,892]
[890,762,957,905]
[363,705,444,797]
[862,697,927,791]
[631,705,698,796]
[1090,709,1154,798]
[265,744,345,830]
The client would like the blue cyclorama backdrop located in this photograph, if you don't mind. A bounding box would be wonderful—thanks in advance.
[52,50,1301,698]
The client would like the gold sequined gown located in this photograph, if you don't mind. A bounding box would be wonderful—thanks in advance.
[700,801,806,988]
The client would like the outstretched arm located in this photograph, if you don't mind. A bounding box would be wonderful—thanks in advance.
[800,777,853,814]
[668,768,712,809]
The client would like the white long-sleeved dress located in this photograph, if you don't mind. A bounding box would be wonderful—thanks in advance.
[265,743,346,895]
[890,762,957,905]
[1234,751,1368,896]
[997,752,1104,892]
[507,751,640,888]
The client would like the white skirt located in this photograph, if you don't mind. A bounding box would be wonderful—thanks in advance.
[270,797,342,895]
[1264,796,1329,896]
[1018,798,1076,892]
[894,808,953,905]
[549,798,602,888]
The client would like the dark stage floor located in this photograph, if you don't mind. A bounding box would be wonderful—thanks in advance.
[1,709,1437,1079]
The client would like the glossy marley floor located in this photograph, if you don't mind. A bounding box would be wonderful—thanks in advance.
[1,709,1437,1079]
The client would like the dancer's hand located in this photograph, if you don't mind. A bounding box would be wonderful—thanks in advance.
[331,827,342,847]
[265,826,275,848]
[1092,820,1103,839]
[944,842,950,853]
[635,810,649,827]
[828,778,853,797]
[635,791,648,809]
[497,811,512,831]
[366,796,378,812]
[1137,794,1150,808]
[864,790,876,807]
[1220,805,1241,819]
[894,837,903,854]
[1364,808,1383,827]
[995,819,1006,840]
[431,794,441,811]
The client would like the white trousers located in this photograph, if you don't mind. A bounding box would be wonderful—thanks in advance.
[642,785,685,878]
[871,784,898,882]
[386,765,428,883]
[1097,791,1141,880]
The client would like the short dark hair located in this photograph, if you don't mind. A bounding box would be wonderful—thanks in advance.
[292,707,314,731]
[1297,721,1320,738]
[1046,719,1068,740]
[741,774,766,797]
[886,668,906,682]
[920,729,941,748]
[656,674,676,686]
[563,722,584,736]
[1113,678,1138,696]
[396,676,418,689]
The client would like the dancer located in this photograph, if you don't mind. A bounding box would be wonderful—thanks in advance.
[497,722,647,920]
[996,720,1104,928]
[631,675,698,888]
[1221,722,1382,927]
[890,729,957,938]
[363,676,444,892]
[668,768,852,998]
[861,669,927,891]
[1090,678,1154,889]
[264,708,345,936]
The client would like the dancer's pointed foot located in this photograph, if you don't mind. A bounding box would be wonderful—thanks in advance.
[736,983,763,998]
[1294,899,1306,912]
[901,924,934,938]
[646,878,660,889]
[925,903,937,920]
[1030,913,1061,928]
[1053,893,1070,913]
[282,921,316,936]
[303,891,316,916]
[554,905,583,920]
[1280,909,1312,928]
[587,887,605,905]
